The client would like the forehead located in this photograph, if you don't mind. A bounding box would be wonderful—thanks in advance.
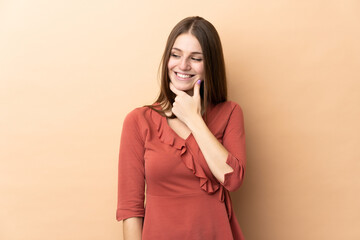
[172,33,202,53]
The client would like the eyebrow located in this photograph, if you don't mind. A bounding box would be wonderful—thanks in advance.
[172,48,203,55]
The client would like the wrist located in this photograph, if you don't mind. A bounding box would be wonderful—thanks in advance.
[186,114,205,133]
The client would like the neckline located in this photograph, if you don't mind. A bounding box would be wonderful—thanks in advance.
[152,101,212,142]
[162,115,193,142]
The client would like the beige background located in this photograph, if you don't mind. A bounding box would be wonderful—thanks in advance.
[1,0,359,239]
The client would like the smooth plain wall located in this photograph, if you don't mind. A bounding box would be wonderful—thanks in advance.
[1,0,359,239]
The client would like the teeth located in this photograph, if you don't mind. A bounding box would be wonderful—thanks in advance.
[177,73,192,78]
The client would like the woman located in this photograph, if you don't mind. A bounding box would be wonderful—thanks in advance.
[116,16,246,240]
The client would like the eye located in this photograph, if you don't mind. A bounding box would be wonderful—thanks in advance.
[170,53,180,58]
[191,57,203,62]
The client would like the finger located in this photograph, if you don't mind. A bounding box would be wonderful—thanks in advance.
[169,82,183,96]
[193,79,202,99]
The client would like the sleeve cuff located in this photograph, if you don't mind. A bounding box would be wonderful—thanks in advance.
[116,208,145,221]
[222,153,245,192]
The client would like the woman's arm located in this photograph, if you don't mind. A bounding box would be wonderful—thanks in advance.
[117,109,146,236]
[169,82,245,186]
[185,114,233,183]
[123,217,143,240]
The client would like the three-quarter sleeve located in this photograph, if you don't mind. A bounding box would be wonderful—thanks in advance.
[221,103,246,192]
[116,109,145,221]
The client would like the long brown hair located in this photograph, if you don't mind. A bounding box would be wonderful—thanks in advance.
[145,16,227,118]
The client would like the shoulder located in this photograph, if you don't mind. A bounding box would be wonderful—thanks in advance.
[122,106,154,141]
[205,101,244,132]
[124,105,152,122]
[210,101,243,116]
[122,105,154,132]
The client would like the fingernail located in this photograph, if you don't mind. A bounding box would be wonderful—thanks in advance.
[197,80,202,84]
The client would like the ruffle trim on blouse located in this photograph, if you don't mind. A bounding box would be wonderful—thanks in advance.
[150,105,182,150]
[179,140,220,194]
[150,105,233,219]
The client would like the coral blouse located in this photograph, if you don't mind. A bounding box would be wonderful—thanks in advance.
[116,101,246,240]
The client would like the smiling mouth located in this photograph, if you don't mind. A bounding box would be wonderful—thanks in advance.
[175,72,195,79]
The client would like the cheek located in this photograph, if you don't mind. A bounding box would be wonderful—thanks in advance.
[195,63,205,75]
[167,59,176,70]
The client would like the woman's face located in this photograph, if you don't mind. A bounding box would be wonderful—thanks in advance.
[167,33,204,95]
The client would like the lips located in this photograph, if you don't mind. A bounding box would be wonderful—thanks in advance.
[175,71,195,79]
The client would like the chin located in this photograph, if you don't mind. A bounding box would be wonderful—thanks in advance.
[170,77,196,87]
[171,82,193,91]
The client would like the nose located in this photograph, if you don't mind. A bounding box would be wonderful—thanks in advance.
[179,58,191,71]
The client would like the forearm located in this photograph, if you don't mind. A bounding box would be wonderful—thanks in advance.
[186,115,233,183]
[123,217,143,240]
